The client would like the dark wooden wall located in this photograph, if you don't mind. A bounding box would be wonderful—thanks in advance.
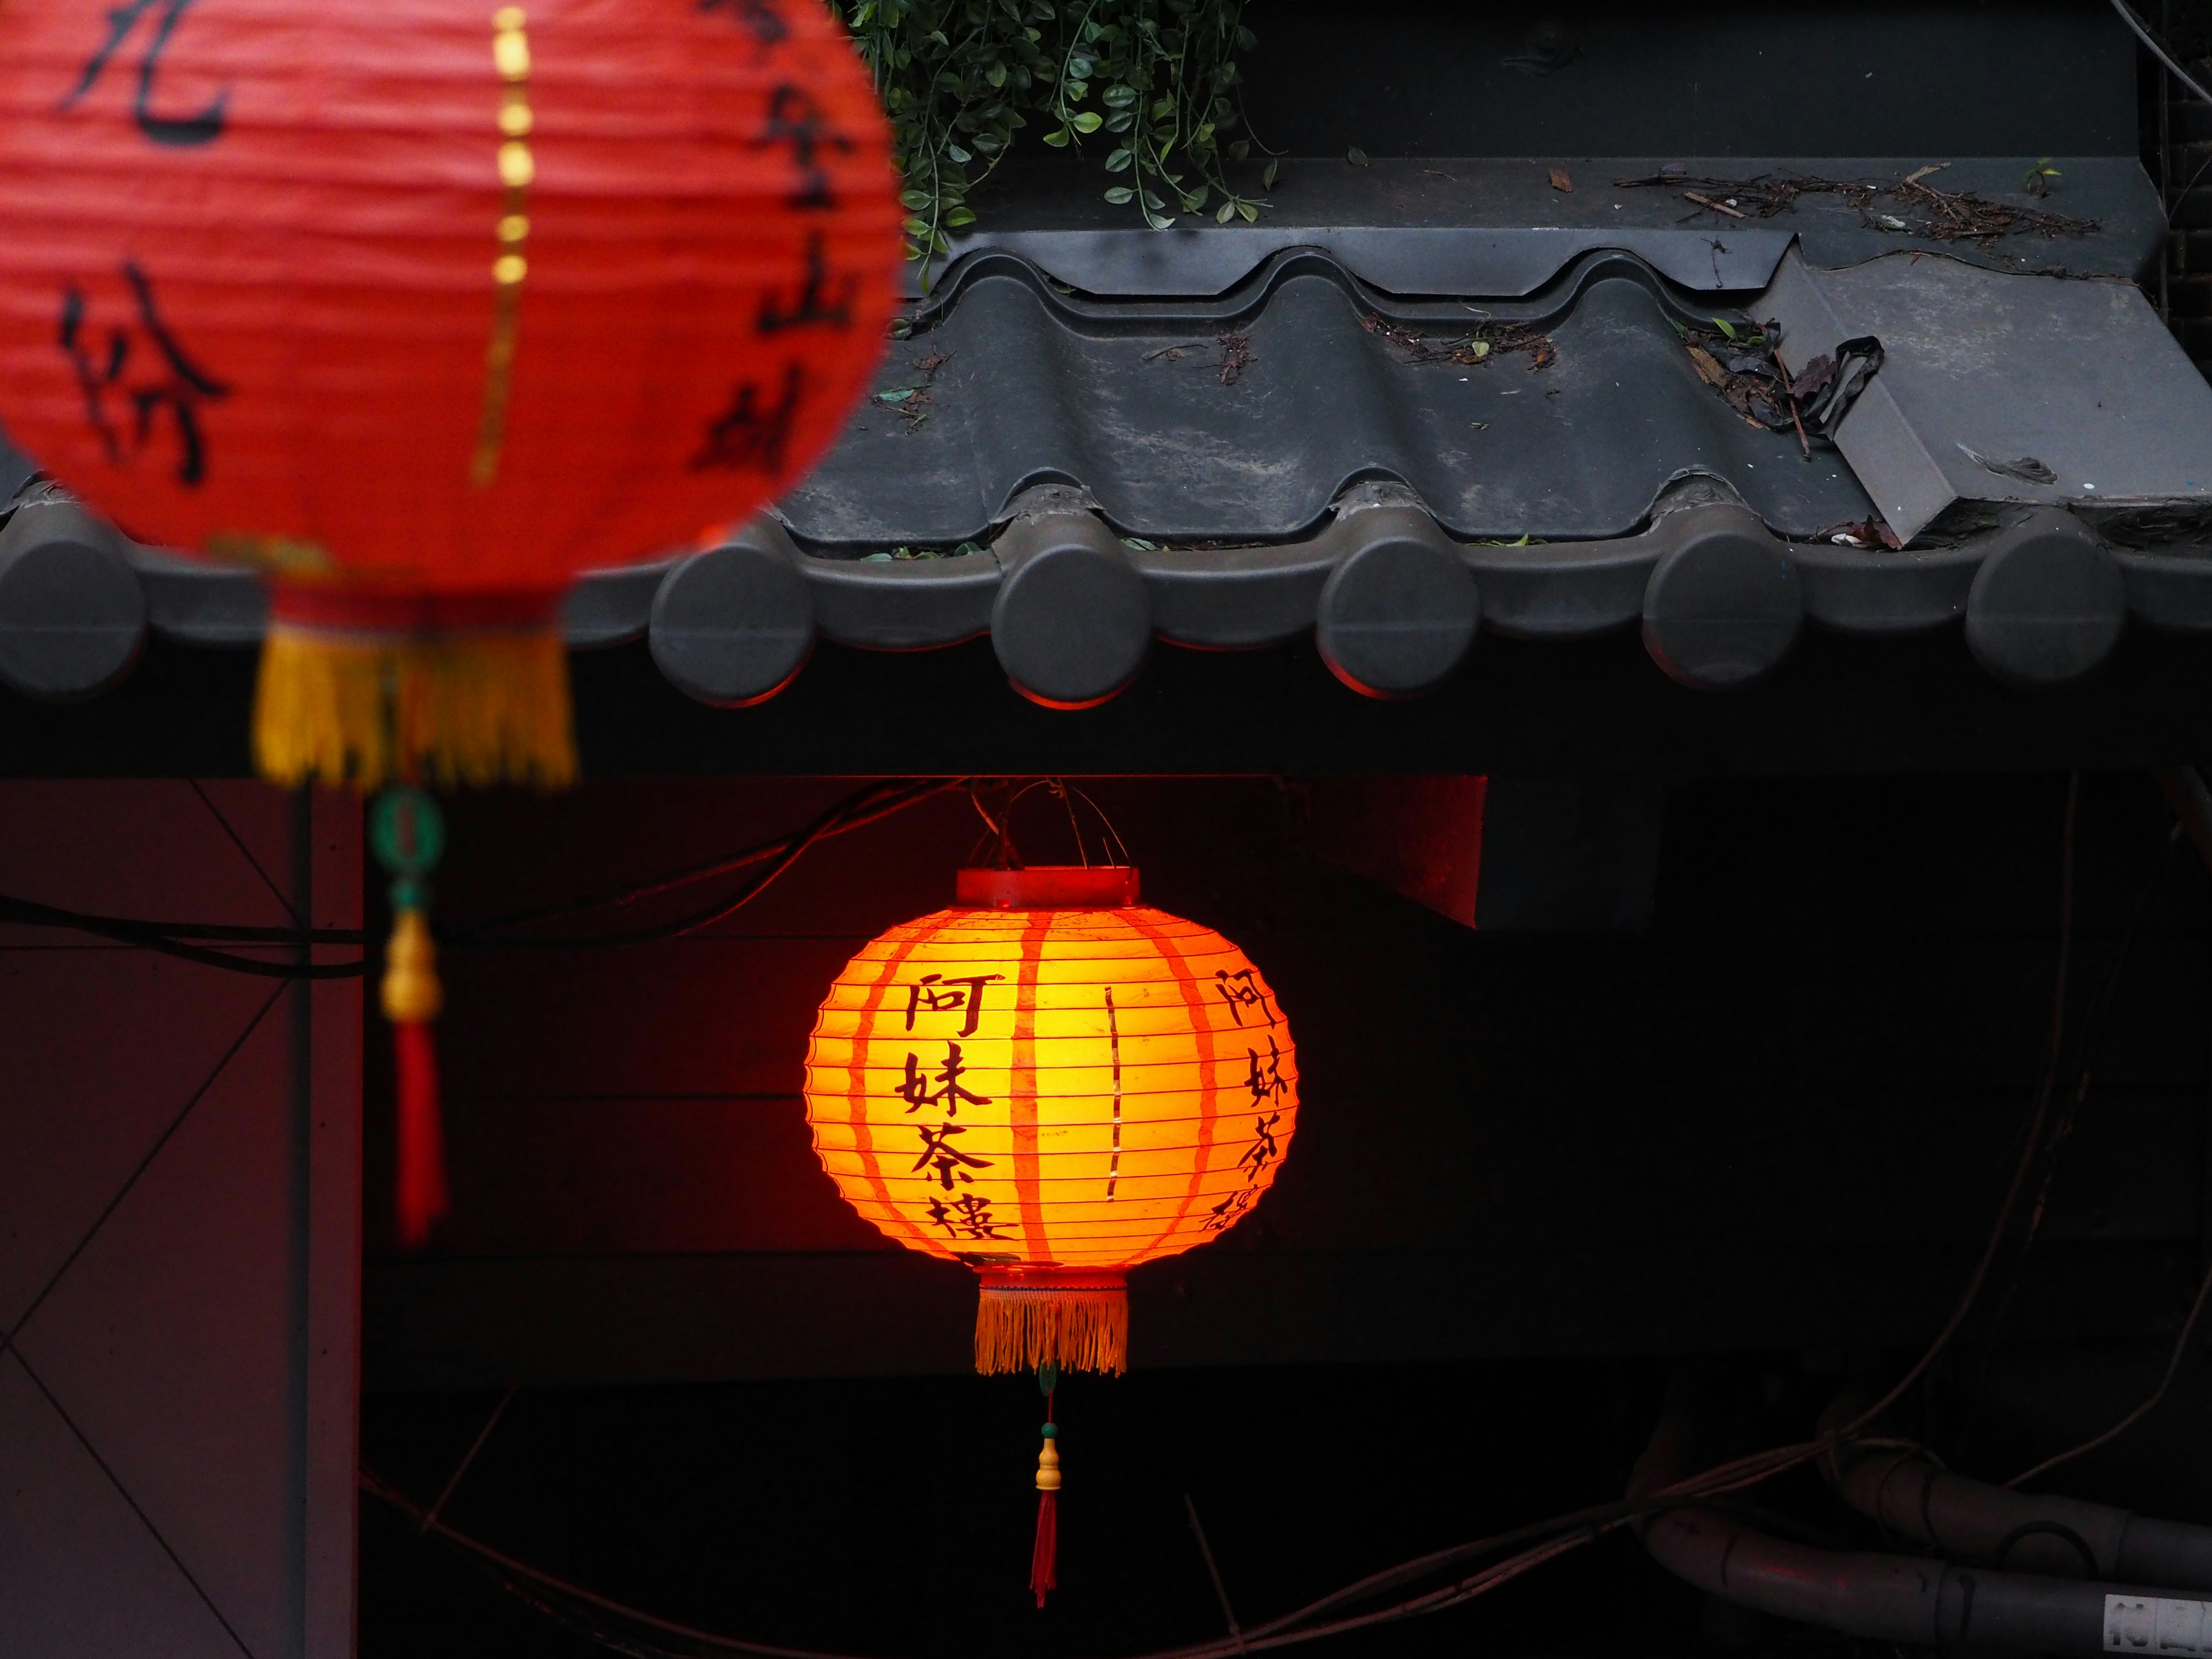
[363,770,2210,1390]
[0,781,361,1659]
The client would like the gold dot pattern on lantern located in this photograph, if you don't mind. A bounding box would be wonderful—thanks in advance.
[471,6,535,488]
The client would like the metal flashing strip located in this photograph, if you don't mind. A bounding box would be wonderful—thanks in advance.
[1760,247,2212,543]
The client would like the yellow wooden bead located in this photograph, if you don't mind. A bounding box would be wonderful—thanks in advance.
[1035,1439,1062,1493]
[381,908,444,1024]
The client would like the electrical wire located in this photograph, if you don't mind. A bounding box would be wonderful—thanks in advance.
[459,777,960,936]
[0,892,366,979]
[2006,1255,2212,1490]
[2111,0,2212,109]
[450,777,967,949]
[0,776,965,976]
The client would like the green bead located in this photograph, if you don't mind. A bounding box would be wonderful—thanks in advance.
[388,877,429,912]
[1036,1362,1059,1395]
[369,787,445,878]
[1040,1422,1057,1438]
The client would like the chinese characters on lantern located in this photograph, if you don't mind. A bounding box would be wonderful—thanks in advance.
[1215,967,1276,1027]
[691,363,804,472]
[1206,1035,1290,1231]
[897,1042,991,1116]
[906,972,1002,1036]
[694,68,869,469]
[896,982,1005,1237]
[62,0,228,147]
[698,0,787,50]
[60,263,229,486]
[891,970,1296,1239]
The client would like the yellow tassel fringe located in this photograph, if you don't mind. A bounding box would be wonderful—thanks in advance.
[975,1283,1129,1377]
[253,624,577,791]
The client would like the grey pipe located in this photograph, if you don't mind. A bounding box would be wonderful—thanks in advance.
[1825,1432,2212,1592]
[1641,1501,2160,1652]
[1634,1380,2212,1654]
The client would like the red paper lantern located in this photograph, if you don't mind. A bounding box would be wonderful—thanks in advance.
[0,0,900,785]
[804,865,1300,1377]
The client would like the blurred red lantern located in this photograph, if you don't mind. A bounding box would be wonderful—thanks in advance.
[0,0,900,786]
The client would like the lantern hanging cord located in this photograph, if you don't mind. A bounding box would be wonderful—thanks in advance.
[967,777,1132,870]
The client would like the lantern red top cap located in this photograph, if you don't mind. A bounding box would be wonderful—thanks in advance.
[956,865,1140,910]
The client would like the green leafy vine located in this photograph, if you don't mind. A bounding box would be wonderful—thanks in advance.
[831,0,1266,271]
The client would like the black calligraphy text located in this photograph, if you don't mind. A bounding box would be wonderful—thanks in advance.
[62,0,228,147]
[60,262,230,487]
[903,972,1002,1037]
[759,232,859,335]
[756,84,851,211]
[690,363,804,474]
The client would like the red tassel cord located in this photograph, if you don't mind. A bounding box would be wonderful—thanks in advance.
[1031,1380,1060,1608]
[392,1017,448,1247]
[1031,1487,1058,1608]
[371,789,449,1248]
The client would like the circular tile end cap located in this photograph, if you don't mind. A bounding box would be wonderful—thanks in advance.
[993,537,1150,710]
[1965,517,2126,690]
[0,509,146,701]
[1315,531,1479,700]
[1642,521,1803,691]
[649,540,814,708]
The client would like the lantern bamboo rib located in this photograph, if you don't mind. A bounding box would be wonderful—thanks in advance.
[975,1283,1128,1376]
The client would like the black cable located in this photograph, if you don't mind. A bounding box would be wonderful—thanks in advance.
[2111,0,2212,107]
[450,778,967,949]
[0,893,368,978]
[0,776,967,976]
[459,777,962,937]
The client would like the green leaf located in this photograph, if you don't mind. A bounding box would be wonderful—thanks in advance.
[1263,157,1279,190]
[899,188,934,210]
[1228,139,1249,160]
[1237,200,1259,222]
[1071,111,1103,132]
[946,142,973,162]
[1105,146,1133,172]
[1041,127,1072,147]
[1346,145,1368,166]
[1711,317,1738,340]
[1218,200,1236,223]
[874,387,919,403]
[944,206,977,227]
[1103,184,1135,203]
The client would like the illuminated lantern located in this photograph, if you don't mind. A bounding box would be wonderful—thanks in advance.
[805,865,1299,1376]
[0,0,900,788]
[808,861,1298,1602]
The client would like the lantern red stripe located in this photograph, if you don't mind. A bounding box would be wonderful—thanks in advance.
[1107,910,1223,1257]
[838,931,939,1256]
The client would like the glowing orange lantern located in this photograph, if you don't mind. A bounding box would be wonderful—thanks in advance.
[804,865,1299,1377]
[0,0,901,787]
